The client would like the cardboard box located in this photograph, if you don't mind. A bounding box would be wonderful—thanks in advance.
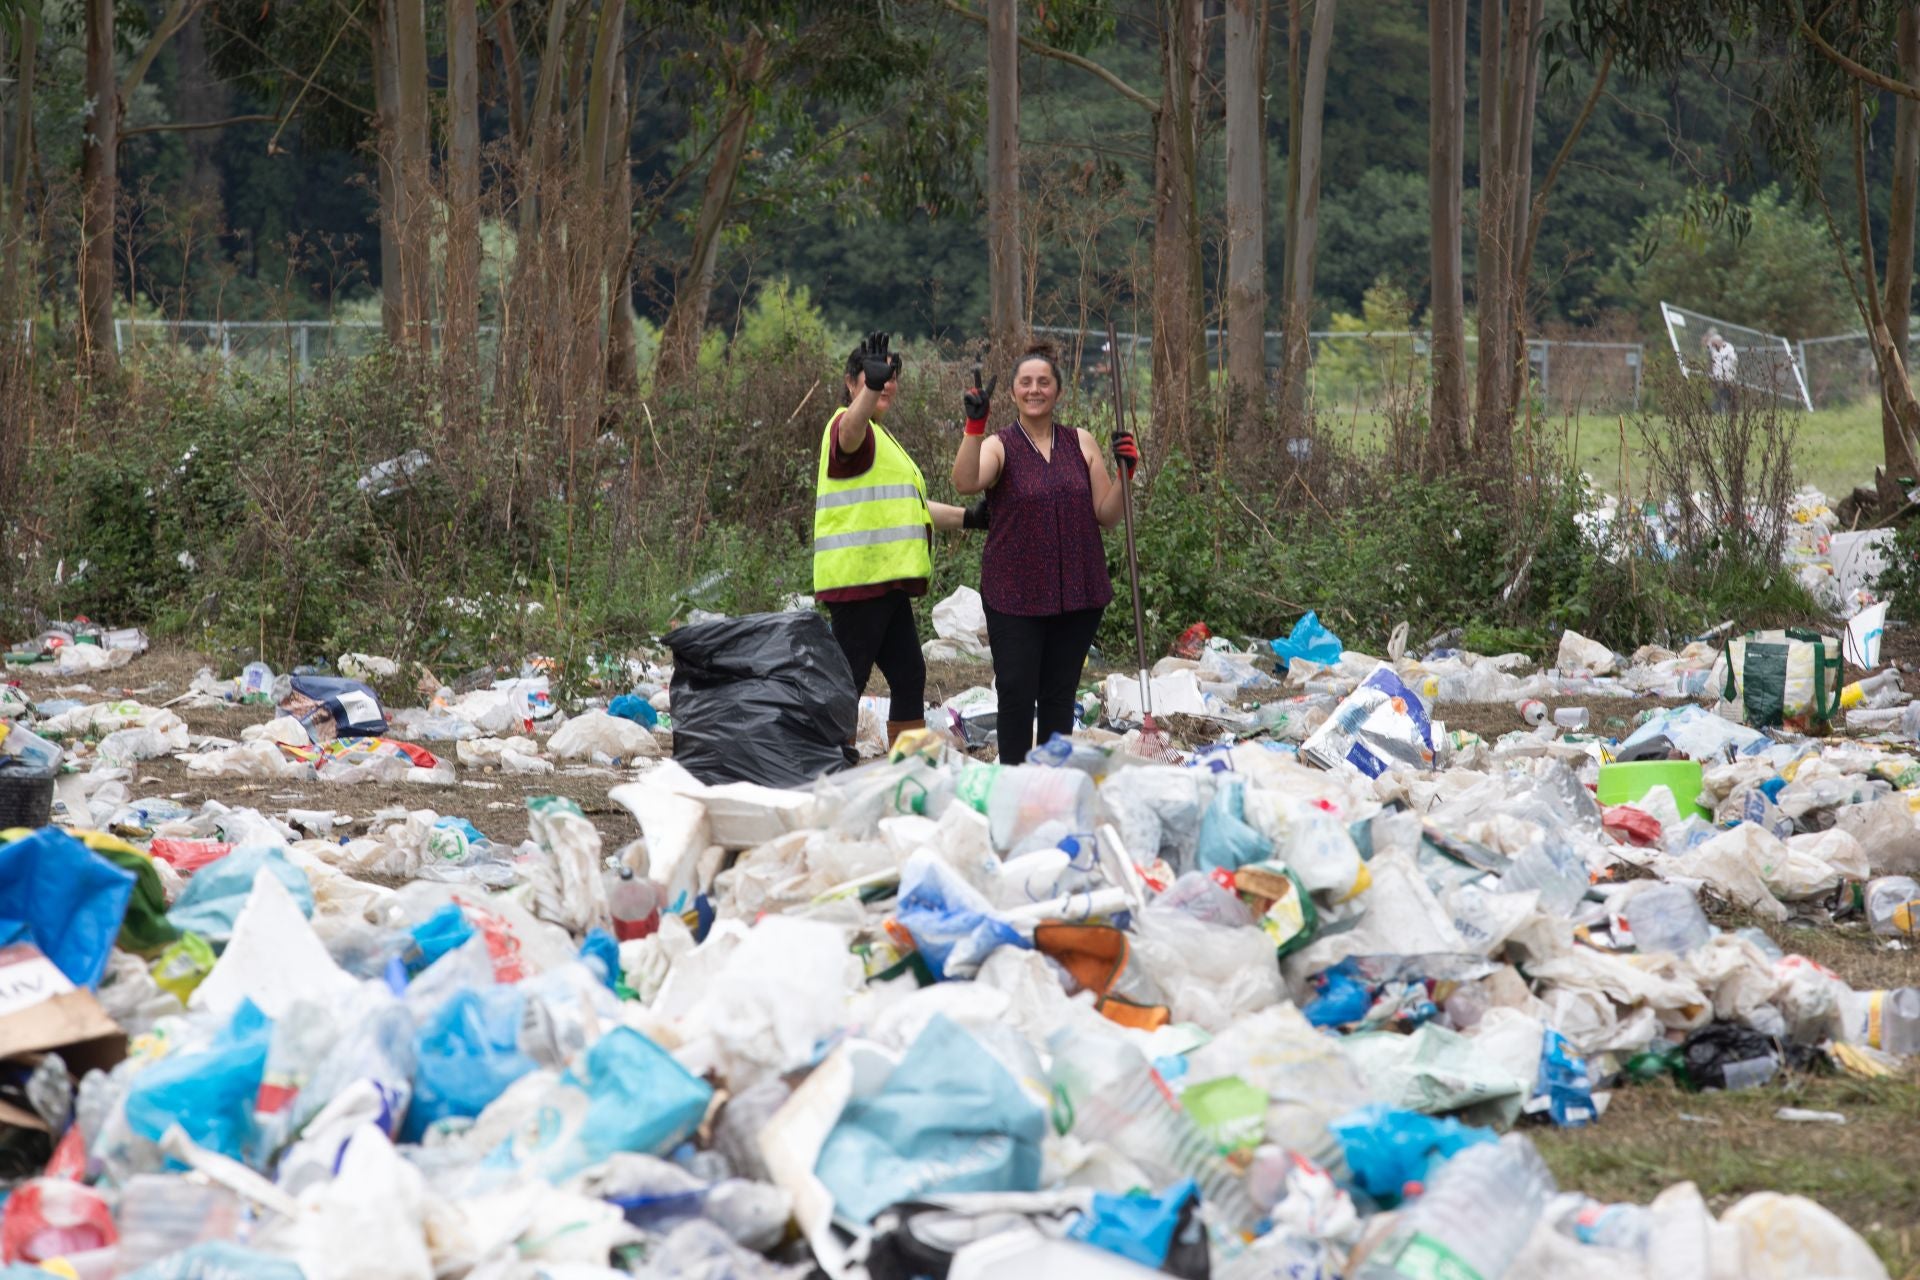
[0,942,127,1131]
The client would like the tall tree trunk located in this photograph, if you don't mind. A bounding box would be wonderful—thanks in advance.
[521,0,573,236]
[1884,3,1920,495]
[371,4,403,343]
[1150,0,1206,453]
[1279,0,1336,435]
[606,52,638,394]
[567,0,622,423]
[79,0,117,374]
[987,0,1023,360]
[653,34,768,387]
[5,3,38,323]
[392,0,433,351]
[1428,0,1470,467]
[494,8,528,157]
[1473,0,1508,450]
[1223,0,1267,431]
[1500,0,1541,420]
[173,10,226,216]
[446,0,481,391]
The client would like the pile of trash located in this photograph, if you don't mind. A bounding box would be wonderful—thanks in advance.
[0,608,1916,1280]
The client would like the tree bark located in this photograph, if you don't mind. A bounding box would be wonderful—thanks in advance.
[493,8,527,157]
[1885,3,1920,489]
[5,3,38,323]
[1224,0,1267,430]
[987,0,1023,360]
[653,33,769,386]
[79,0,117,374]
[392,0,433,351]
[1279,0,1335,435]
[1473,0,1509,451]
[606,50,638,394]
[446,0,482,389]
[173,10,227,216]
[1499,0,1542,428]
[1428,0,1470,467]
[568,0,623,416]
[1150,0,1206,452]
[371,2,403,342]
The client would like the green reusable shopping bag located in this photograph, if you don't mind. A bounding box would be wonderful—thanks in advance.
[1723,629,1841,729]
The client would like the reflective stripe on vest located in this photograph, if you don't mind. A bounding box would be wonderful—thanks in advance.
[813,411,933,593]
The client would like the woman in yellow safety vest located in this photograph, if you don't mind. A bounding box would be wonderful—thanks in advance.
[815,331,985,746]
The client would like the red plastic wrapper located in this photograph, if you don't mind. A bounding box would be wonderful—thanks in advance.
[148,838,235,875]
[0,1178,116,1263]
[1602,804,1663,848]
[1172,622,1213,660]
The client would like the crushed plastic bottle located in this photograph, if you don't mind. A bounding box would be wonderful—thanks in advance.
[1353,1134,1556,1280]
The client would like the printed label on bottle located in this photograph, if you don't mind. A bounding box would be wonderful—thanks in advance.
[1388,1232,1486,1280]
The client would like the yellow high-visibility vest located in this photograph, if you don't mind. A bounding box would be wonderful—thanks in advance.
[813,408,933,593]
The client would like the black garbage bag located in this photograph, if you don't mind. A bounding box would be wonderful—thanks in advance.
[666,611,857,787]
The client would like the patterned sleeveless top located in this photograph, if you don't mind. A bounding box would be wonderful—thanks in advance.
[980,423,1114,617]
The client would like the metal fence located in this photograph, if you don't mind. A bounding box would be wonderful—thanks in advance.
[1032,325,1645,412]
[112,319,500,380]
[1793,331,1920,412]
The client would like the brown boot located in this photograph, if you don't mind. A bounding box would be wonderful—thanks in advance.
[886,718,925,748]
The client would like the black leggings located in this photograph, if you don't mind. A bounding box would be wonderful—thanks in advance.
[985,605,1104,763]
[826,592,927,724]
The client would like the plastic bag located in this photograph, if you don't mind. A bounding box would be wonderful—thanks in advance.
[0,826,136,987]
[1195,779,1272,873]
[814,1015,1046,1223]
[123,1000,273,1160]
[1556,629,1618,676]
[1330,1104,1494,1206]
[1270,612,1343,667]
[1129,906,1284,1031]
[166,846,315,943]
[492,1027,713,1183]
[1301,667,1436,777]
[402,985,540,1140]
[279,674,389,742]
[895,852,1026,980]
[666,611,856,788]
[547,710,661,762]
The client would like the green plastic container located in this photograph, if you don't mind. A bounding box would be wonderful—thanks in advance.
[1596,760,1710,820]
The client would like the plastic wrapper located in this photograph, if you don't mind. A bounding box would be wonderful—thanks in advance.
[1301,667,1435,777]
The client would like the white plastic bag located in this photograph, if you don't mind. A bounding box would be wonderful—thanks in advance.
[547,710,661,762]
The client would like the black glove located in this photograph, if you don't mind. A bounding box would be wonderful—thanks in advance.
[860,330,901,392]
[963,365,996,424]
[962,499,990,530]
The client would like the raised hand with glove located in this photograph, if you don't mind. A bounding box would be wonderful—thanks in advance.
[963,364,997,435]
[859,330,901,392]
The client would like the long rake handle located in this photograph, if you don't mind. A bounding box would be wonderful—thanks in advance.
[1106,318,1152,718]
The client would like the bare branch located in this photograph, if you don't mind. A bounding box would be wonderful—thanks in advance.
[1801,15,1920,101]
[122,0,204,99]
[941,0,1157,113]
[123,114,281,138]
[1520,42,1613,280]
[267,0,370,153]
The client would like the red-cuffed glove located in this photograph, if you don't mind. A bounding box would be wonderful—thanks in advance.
[963,365,995,436]
[1113,430,1140,480]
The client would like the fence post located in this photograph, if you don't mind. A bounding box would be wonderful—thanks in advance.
[1539,341,1551,401]
[299,322,310,381]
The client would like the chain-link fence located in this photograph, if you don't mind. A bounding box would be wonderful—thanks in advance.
[1031,324,1644,413]
[112,319,499,380]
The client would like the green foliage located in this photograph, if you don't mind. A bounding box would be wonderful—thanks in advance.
[1605,187,1855,339]
[1876,521,1920,624]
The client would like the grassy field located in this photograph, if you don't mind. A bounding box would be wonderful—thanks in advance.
[1306,398,1896,502]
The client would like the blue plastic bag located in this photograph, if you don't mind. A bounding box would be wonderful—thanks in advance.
[0,826,136,987]
[815,1015,1046,1223]
[1195,779,1272,873]
[1269,612,1343,666]
[166,846,313,945]
[1537,1029,1595,1127]
[1331,1103,1494,1206]
[1301,958,1374,1028]
[1068,1179,1201,1269]
[409,904,476,972]
[403,985,537,1141]
[124,1000,273,1161]
[895,853,1026,980]
[561,1027,713,1170]
[284,674,388,739]
[608,693,659,728]
[578,927,621,992]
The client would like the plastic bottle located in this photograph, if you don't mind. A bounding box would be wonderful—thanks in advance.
[1516,699,1547,726]
[239,660,275,704]
[1622,883,1713,955]
[1498,834,1588,917]
[1564,1199,1651,1252]
[1883,988,1920,1056]
[1047,1030,1261,1233]
[1840,668,1903,710]
[1866,875,1920,939]
[1353,1134,1556,1280]
[605,867,660,942]
[986,765,1095,853]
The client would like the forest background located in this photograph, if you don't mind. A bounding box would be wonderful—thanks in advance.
[0,0,1916,675]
